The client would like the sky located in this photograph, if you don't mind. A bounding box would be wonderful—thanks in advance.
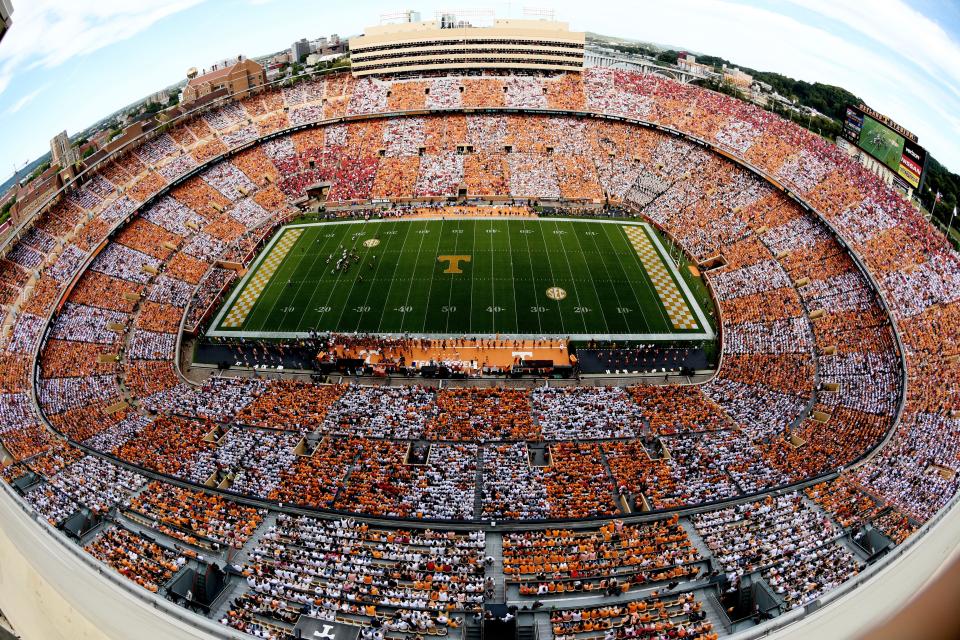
[0,0,959,183]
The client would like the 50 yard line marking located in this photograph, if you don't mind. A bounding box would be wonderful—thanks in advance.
[519,220,543,335]
[443,220,463,334]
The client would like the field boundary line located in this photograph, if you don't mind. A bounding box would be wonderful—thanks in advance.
[214,227,302,330]
[643,225,714,337]
[206,218,715,340]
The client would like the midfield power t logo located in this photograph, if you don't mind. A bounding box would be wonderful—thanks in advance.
[438,255,471,274]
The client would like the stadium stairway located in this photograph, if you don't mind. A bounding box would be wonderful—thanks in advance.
[516,621,537,640]
[509,575,713,610]
[596,446,627,514]
[473,447,484,520]
[798,493,875,562]
[115,510,229,563]
[800,492,845,532]
[206,514,282,632]
[115,296,150,406]
[700,589,732,635]
[680,516,715,561]
[484,531,506,603]
[463,623,482,640]
[231,510,278,566]
[535,612,553,640]
[209,581,245,628]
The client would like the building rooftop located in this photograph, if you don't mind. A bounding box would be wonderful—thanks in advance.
[361,17,576,36]
[186,62,242,88]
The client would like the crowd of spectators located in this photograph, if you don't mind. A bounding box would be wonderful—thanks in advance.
[242,514,483,632]
[87,526,186,593]
[504,516,701,594]
[532,387,643,439]
[693,494,861,610]
[551,593,715,640]
[1,67,959,640]
[127,481,264,549]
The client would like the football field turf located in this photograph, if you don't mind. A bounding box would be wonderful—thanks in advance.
[207,217,715,340]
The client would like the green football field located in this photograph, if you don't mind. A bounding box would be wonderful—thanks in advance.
[207,218,715,340]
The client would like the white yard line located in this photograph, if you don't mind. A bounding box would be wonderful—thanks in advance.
[374,221,417,333]
[519,220,544,335]
[319,224,381,331]
[207,218,715,341]
[282,227,343,331]
[415,218,446,333]
[602,223,656,333]
[568,222,614,336]
[549,219,591,335]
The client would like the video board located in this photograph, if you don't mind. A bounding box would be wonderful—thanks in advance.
[843,104,926,190]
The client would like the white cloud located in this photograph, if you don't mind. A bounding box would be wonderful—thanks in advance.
[563,0,960,167]
[0,0,208,97]
[0,0,957,171]
[786,0,960,103]
[5,84,49,115]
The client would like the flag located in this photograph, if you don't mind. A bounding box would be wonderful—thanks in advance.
[935,191,942,203]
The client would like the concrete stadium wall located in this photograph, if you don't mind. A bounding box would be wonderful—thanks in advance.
[0,484,243,640]
[733,489,960,639]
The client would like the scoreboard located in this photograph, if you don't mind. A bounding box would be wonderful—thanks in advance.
[843,104,927,191]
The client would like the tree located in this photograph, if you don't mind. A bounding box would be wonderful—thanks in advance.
[605,42,659,58]
[701,77,745,101]
[0,196,16,223]
[656,49,679,65]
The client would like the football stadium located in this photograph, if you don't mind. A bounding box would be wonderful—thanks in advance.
[0,5,958,640]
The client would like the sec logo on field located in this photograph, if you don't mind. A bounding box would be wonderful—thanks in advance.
[546,287,567,301]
